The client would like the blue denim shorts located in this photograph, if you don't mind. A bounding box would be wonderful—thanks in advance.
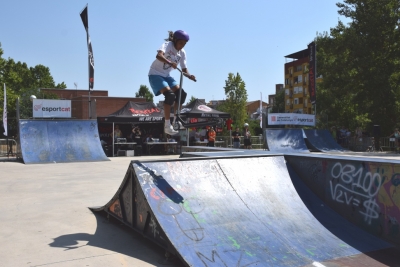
[148,75,178,96]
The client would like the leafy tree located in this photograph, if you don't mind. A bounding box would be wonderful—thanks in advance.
[0,43,66,136]
[316,0,400,135]
[135,84,154,102]
[222,72,248,129]
[270,90,285,113]
[188,96,197,104]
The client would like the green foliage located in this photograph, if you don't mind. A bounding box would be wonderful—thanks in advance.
[270,89,285,113]
[316,0,400,135]
[188,95,197,104]
[222,72,248,129]
[0,43,65,135]
[135,84,154,102]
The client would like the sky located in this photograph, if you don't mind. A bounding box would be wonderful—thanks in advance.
[1,0,349,104]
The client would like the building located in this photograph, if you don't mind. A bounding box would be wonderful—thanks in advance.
[41,88,145,119]
[246,100,268,119]
[268,84,284,110]
[283,49,312,114]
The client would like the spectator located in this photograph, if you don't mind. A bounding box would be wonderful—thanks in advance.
[131,125,142,145]
[111,125,123,142]
[243,123,252,149]
[331,126,337,141]
[208,127,216,147]
[232,127,241,148]
[389,128,400,151]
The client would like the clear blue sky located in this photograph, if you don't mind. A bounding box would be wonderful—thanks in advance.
[1,0,348,104]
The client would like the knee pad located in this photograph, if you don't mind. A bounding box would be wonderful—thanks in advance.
[174,89,187,104]
[163,90,176,106]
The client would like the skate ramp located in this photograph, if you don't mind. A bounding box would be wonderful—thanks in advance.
[304,129,349,152]
[286,153,400,247]
[19,119,109,164]
[266,129,310,153]
[91,156,391,266]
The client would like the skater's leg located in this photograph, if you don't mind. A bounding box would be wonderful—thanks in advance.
[148,75,179,135]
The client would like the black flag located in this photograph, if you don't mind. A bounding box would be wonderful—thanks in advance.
[80,5,94,91]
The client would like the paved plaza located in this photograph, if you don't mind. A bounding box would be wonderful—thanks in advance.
[0,155,184,267]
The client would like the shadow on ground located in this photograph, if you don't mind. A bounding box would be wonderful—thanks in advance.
[48,212,185,267]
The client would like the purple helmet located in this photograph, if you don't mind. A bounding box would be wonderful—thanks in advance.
[173,30,190,41]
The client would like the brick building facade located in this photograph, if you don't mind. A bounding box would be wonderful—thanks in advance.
[41,88,145,119]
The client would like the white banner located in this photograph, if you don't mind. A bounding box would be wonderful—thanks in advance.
[3,84,7,136]
[33,99,72,118]
[268,113,315,126]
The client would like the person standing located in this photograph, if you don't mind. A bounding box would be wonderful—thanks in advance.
[232,127,241,148]
[208,127,216,147]
[243,123,252,149]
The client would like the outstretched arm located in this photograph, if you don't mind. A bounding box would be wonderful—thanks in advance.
[182,68,196,81]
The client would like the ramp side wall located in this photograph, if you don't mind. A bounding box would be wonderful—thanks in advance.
[286,155,400,246]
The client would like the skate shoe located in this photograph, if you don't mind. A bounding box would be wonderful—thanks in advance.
[164,125,179,136]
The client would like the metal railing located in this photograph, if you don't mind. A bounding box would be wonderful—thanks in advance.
[211,135,264,149]
[0,139,19,157]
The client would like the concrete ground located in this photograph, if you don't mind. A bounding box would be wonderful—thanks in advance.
[0,155,185,267]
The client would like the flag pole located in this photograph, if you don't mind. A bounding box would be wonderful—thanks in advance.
[3,83,9,157]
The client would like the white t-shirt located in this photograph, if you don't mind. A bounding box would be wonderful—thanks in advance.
[148,41,187,77]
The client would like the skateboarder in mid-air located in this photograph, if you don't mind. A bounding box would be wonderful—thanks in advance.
[148,30,196,136]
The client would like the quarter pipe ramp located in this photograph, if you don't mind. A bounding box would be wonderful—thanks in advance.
[304,129,349,152]
[19,119,109,164]
[91,156,391,266]
[266,129,310,153]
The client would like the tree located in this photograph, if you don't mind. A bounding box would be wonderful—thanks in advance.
[270,90,285,113]
[222,72,248,129]
[0,43,65,136]
[316,0,400,135]
[135,85,154,102]
[188,96,197,104]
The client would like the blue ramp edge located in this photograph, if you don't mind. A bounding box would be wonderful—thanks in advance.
[304,129,349,152]
[19,119,109,164]
[266,129,310,153]
[91,156,391,266]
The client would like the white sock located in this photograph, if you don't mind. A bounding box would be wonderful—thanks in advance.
[165,121,171,127]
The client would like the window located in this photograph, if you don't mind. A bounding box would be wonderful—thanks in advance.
[298,75,302,83]
[294,87,298,94]
[298,87,303,93]
[286,99,290,105]
[294,98,299,105]
[285,78,289,85]
[296,65,302,72]
[285,89,289,95]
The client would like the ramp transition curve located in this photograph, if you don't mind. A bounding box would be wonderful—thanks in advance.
[91,156,392,266]
[19,119,109,164]
[304,129,349,152]
[266,129,309,153]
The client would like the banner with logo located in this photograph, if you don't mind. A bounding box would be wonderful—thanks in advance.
[33,99,71,118]
[268,113,315,126]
